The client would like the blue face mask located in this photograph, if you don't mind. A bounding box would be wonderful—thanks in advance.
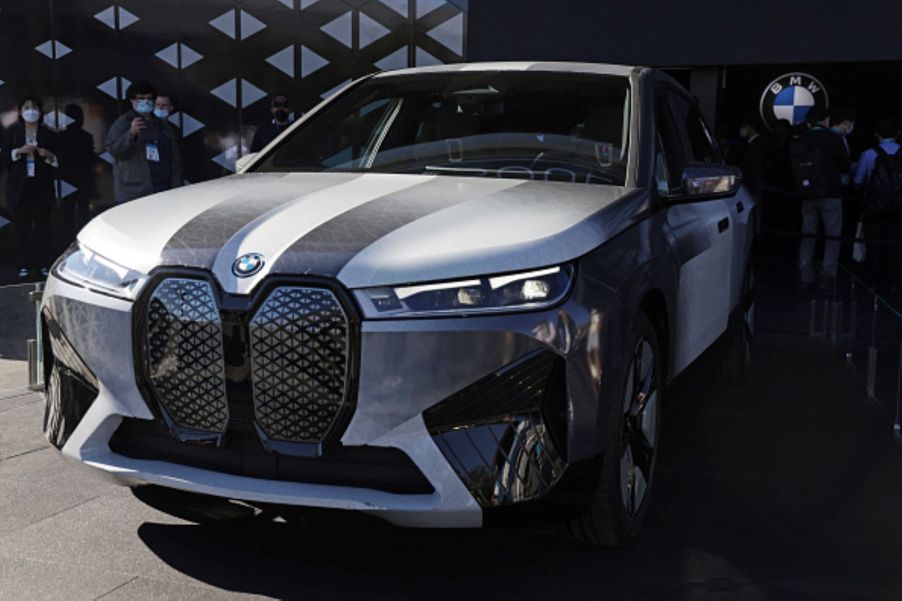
[134,99,153,115]
[153,108,169,119]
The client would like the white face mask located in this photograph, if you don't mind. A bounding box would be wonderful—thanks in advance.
[21,109,40,124]
[134,99,154,115]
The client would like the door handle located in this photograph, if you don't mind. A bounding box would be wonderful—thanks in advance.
[736,201,745,213]
[717,217,730,233]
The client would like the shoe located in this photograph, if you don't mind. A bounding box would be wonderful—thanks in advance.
[18,268,28,279]
[40,267,49,278]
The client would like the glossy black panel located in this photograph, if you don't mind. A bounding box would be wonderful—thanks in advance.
[425,350,568,507]
[41,309,100,449]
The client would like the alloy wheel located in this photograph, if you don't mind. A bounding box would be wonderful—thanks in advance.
[620,338,658,518]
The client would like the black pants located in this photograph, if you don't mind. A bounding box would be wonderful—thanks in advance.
[863,211,902,289]
[62,192,91,241]
[13,184,52,270]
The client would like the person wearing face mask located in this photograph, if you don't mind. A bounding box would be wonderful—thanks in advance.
[104,81,182,203]
[154,94,175,122]
[250,94,294,153]
[1,96,59,279]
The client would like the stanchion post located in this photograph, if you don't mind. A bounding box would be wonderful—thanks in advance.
[27,339,40,391]
[28,282,44,392]
[866,294,878,400]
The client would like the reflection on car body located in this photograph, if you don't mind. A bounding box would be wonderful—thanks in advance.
[41,62,754,547]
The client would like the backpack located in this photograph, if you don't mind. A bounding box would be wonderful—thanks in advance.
[790,134,829,199]
[866,146,902,214]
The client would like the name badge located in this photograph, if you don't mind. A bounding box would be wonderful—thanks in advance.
[146,142,160,163]
[26,155,36,178]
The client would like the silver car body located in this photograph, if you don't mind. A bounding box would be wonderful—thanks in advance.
[42,62,755,527]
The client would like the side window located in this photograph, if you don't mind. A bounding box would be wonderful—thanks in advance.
[655,94,686,193]
[653,137,671,195]
[668,94,720,164]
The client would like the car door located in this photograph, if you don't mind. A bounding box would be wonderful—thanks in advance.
[679,96,754,312]
[656,90,735,374]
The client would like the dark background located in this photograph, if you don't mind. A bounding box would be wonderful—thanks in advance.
[468,0,902,66]
[0,0,467,271]
[1,0,901,275]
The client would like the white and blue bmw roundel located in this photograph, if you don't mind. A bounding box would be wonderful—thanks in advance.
[232,253,265,277]
[759,72,829,129]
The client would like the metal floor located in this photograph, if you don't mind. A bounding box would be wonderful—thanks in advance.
[1,303,900,600]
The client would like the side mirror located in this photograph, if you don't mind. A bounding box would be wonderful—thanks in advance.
[235,152,259,173]
[672,163,742,202]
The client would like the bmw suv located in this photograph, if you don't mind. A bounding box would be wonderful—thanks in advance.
[42,62,755,546]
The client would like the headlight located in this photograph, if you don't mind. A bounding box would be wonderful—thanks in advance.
[355,265,573,318]
[52,244,148,301]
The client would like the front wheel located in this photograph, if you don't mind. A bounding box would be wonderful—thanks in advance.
[559,312,664,547]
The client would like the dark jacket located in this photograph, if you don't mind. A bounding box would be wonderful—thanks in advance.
[250,120,291,153]
[58,126,98,200]
[739,134,771,195]
[1,122,58,210]
[792,126,850,199]
[105,110,182,203]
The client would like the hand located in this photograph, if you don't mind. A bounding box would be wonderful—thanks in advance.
[130,117,147,139]
[18,144,36,155]
[35,147,48,158]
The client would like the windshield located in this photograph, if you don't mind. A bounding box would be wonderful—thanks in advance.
[255,72,631,186]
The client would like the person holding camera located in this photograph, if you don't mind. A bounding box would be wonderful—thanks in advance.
[105,80,182,204]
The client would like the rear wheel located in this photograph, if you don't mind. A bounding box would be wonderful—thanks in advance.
[560,312,663,547]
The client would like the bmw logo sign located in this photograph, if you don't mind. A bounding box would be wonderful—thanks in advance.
[759,72,829,131]
[232,253,265,277]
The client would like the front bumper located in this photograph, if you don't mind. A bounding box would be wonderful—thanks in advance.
[41,269,624,527]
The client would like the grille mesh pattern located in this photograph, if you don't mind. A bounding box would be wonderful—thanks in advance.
[250,287,350,443]
[146,279,229,433]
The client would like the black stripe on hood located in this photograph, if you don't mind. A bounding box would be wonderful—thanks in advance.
[160,173,360,269]
[270,178,525,277]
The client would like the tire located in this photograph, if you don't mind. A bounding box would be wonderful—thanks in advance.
[559,312,664,547]
[723,261,755,383]
[130,485,258,524]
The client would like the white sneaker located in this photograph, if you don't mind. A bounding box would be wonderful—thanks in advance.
[40,268,49,278]
[18,268,28,279]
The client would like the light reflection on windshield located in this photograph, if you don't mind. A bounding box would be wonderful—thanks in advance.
[255,72,630,186]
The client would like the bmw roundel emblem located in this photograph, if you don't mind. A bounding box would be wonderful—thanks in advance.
[759,72,829,131]
[232,253,265,277]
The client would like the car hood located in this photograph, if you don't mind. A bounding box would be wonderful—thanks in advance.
[78,172,646,293]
